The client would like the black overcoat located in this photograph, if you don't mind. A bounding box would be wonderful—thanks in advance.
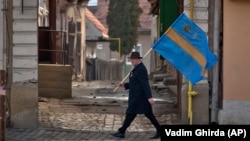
[124,62,153,114]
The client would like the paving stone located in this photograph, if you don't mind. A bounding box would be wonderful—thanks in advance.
[6,80,178,140]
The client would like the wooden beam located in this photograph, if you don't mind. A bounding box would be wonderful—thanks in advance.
[49,0,57,63]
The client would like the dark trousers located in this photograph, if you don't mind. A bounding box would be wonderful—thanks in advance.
[118,113,161,134]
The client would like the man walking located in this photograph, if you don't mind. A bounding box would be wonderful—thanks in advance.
[111,51,161,139]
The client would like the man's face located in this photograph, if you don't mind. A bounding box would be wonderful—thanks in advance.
[130,58,140,66]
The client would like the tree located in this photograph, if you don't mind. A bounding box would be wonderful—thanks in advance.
[107,0,142,57]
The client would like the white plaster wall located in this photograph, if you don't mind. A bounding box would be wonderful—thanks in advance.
[10,0,39,128]
[139,33,152,75]
[12,0,38,82]
[149,15,158,74]
[183,0,208,32]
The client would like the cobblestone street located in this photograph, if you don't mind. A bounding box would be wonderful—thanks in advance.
[38,80,178,132]
[7,80,179,141]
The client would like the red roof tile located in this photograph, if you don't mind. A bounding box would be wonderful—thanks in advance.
[84,8,109,38]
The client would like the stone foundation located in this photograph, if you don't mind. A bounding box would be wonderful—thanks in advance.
[10,83,38,128]
[218,100,250,124]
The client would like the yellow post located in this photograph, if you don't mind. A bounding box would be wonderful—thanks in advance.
[108,38,121,60]
[188,82,197,125]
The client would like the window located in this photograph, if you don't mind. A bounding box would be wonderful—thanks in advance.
[38,0,49,27]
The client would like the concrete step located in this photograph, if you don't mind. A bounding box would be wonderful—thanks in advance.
[163,76,177,85]
[152,82,167,88]
[152,73,169,82]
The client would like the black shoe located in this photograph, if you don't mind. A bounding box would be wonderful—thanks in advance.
[111,131,125,138]
[149,132,161,139]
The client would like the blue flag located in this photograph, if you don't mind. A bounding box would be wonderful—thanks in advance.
[153,13,218,85]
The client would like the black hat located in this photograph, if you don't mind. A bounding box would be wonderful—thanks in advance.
[128,52,142,59]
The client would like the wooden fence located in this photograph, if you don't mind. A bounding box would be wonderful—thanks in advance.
[86,58,123,81]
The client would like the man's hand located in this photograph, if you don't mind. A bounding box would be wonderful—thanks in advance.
[148,98,155,105]
[118,83,124,87]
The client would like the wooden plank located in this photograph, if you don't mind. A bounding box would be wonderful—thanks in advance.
[39,72,72,81]
[38,65,72,98]
[39,80,72,89]
[80,7,86,81]
[0,1,3,70]
[39,88,71,99]
[39,64,72,73]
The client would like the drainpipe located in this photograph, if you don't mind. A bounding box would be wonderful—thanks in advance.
[211,0,221,124]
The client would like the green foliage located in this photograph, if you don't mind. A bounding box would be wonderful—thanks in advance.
[107,0,142,56]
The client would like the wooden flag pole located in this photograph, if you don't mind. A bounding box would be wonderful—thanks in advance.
[113,48,153,92]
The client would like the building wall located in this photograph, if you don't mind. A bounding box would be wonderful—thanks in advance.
[94,41,119,61]
[85,18,104,40]
[12,0,38,82]
[180,0,210,124]
[0,0,3,70]
[10,0,38,128]
[219,0,250,124]
[138,32,152,74]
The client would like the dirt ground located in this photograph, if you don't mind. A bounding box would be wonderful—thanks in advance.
[38,80,179,130]
[69,80,178,116]
[39,80,178,116]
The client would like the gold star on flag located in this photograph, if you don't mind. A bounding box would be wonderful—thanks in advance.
[183,25,191,33]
